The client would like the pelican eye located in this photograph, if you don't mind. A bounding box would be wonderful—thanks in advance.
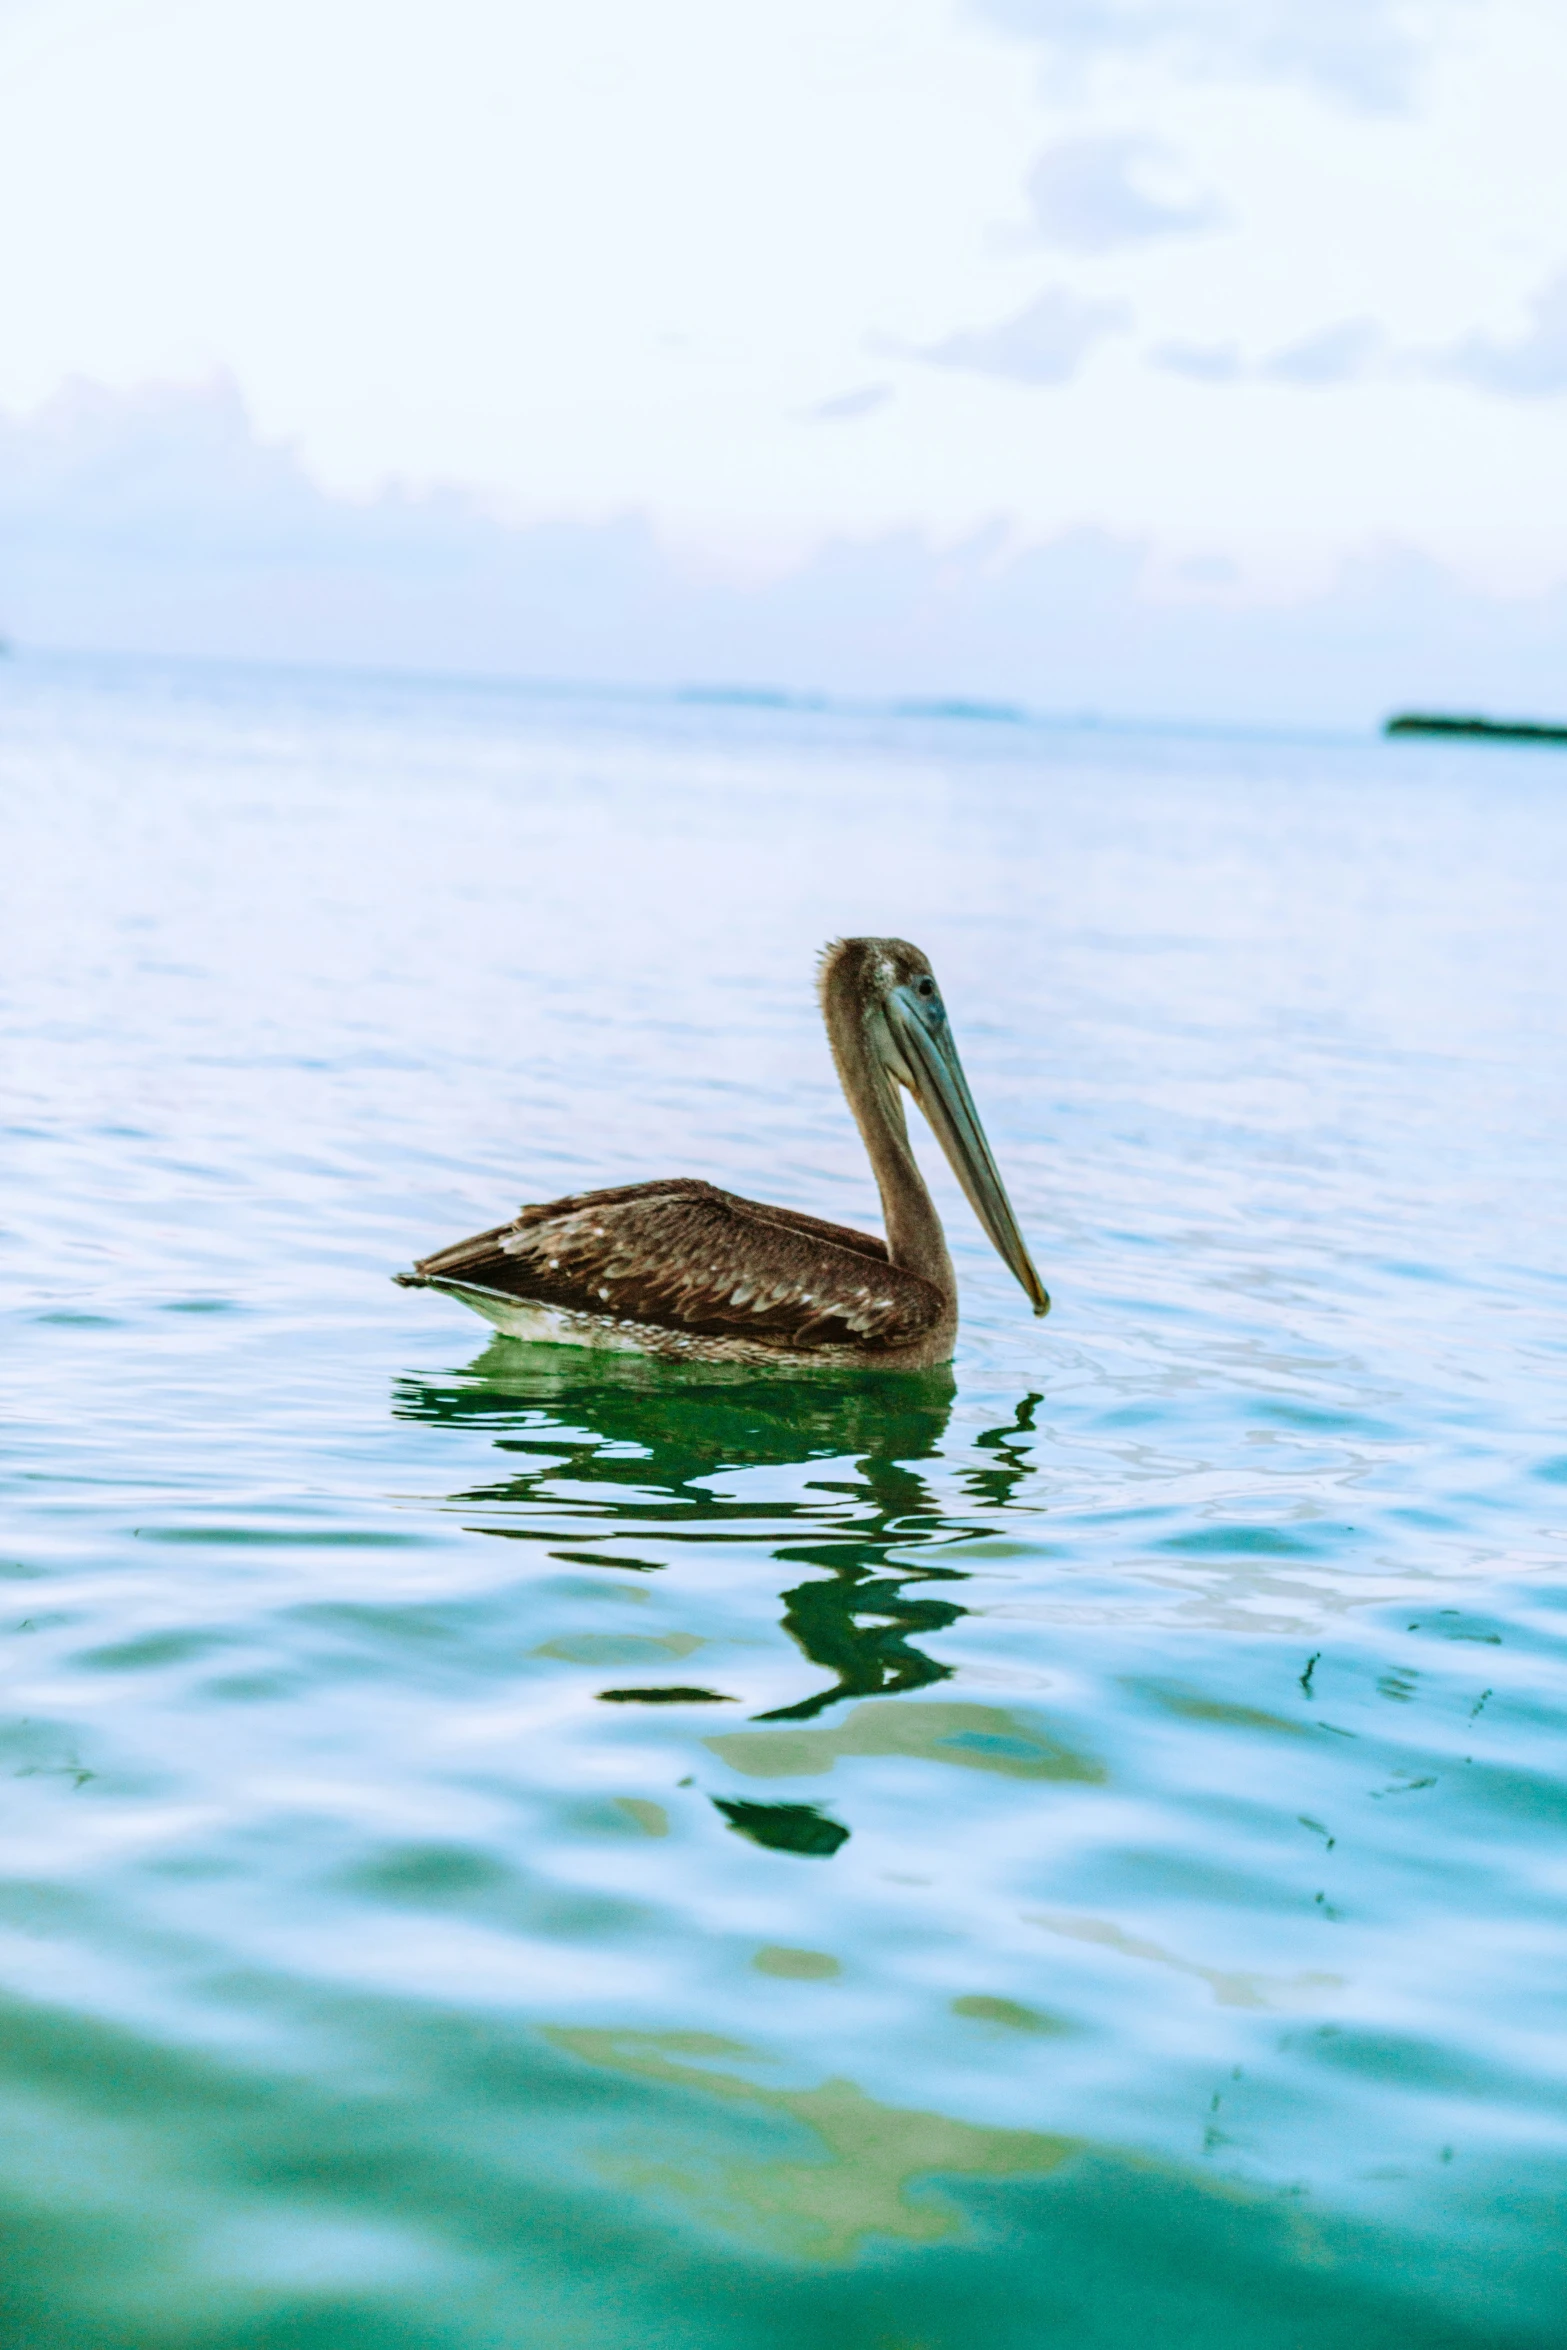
[916,977,936,998]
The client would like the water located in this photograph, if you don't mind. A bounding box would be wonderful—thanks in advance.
[2,652,1564,2348]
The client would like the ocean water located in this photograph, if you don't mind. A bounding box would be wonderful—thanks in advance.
[1,651,1564,2349]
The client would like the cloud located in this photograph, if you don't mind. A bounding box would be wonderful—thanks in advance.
[1174,553,1240,587]
[0,373,318,548]
[1148,321,1380,387]
[969,0,1446,112]
[1262,317,1382,384]
[1022,134,1224,252]
[1150,339,1243,383]
[912,289,1127,385]
[5,377,1567,729]
[1430,271,1567,397]
[809,384,894,421]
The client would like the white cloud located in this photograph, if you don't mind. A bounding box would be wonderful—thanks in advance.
[5,378,1567,730]
[1148,320,1381,388]
[1152,274,1567,401]
[1021,134,1224,251]
[1431,271,1567,397]
[0,0,1563,573]
[809,384,895,422]
[1262,318,1383,384]
[0,375,320,547]
[912,289,1128,385]
[1150,340,1243,383]
[970,0,1454,111]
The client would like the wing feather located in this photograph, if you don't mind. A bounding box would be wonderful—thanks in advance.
[405,1180,935,1353]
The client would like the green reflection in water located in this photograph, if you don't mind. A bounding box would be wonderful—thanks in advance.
[546,2027,1075,2263]
[534,1632,706,1664]
[1133,1683,1313,1739]
[950,1995,1065,2035]
[712,1797,849,1857]
[613,1797,670,1837]
[754,1946,840,1979]
[599,1685,735,1705]
[707,1699,1101,1783]
[394,1346,1044,1726]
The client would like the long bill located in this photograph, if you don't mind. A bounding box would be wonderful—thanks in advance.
[887,983,1050,1317]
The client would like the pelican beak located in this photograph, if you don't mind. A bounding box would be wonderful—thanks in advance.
[888,983,1050,1317]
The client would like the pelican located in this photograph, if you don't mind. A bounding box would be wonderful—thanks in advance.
[395,937,1048,1369]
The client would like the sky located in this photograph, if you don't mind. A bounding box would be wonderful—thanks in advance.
[1,0,1566,718]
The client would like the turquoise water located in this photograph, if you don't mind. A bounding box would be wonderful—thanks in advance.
[2,653,1564,2347]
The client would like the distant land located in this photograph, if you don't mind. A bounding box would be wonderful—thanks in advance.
[1386,712,1567,745]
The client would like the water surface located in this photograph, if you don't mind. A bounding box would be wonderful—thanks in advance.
[1,654,1564,2346]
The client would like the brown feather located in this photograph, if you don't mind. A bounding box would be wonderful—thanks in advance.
[403,1178,938,1354]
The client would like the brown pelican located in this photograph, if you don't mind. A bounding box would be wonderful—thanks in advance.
[395,937,1048,1369]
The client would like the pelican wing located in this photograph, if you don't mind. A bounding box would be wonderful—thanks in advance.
[402,1179,939,1352]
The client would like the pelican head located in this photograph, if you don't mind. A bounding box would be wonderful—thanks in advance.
[818,937,1050,1318]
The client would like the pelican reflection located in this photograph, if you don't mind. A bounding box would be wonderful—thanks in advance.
[393,1342,1044,1727]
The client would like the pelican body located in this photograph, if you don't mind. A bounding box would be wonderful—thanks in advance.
[395,938,1048,1369]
